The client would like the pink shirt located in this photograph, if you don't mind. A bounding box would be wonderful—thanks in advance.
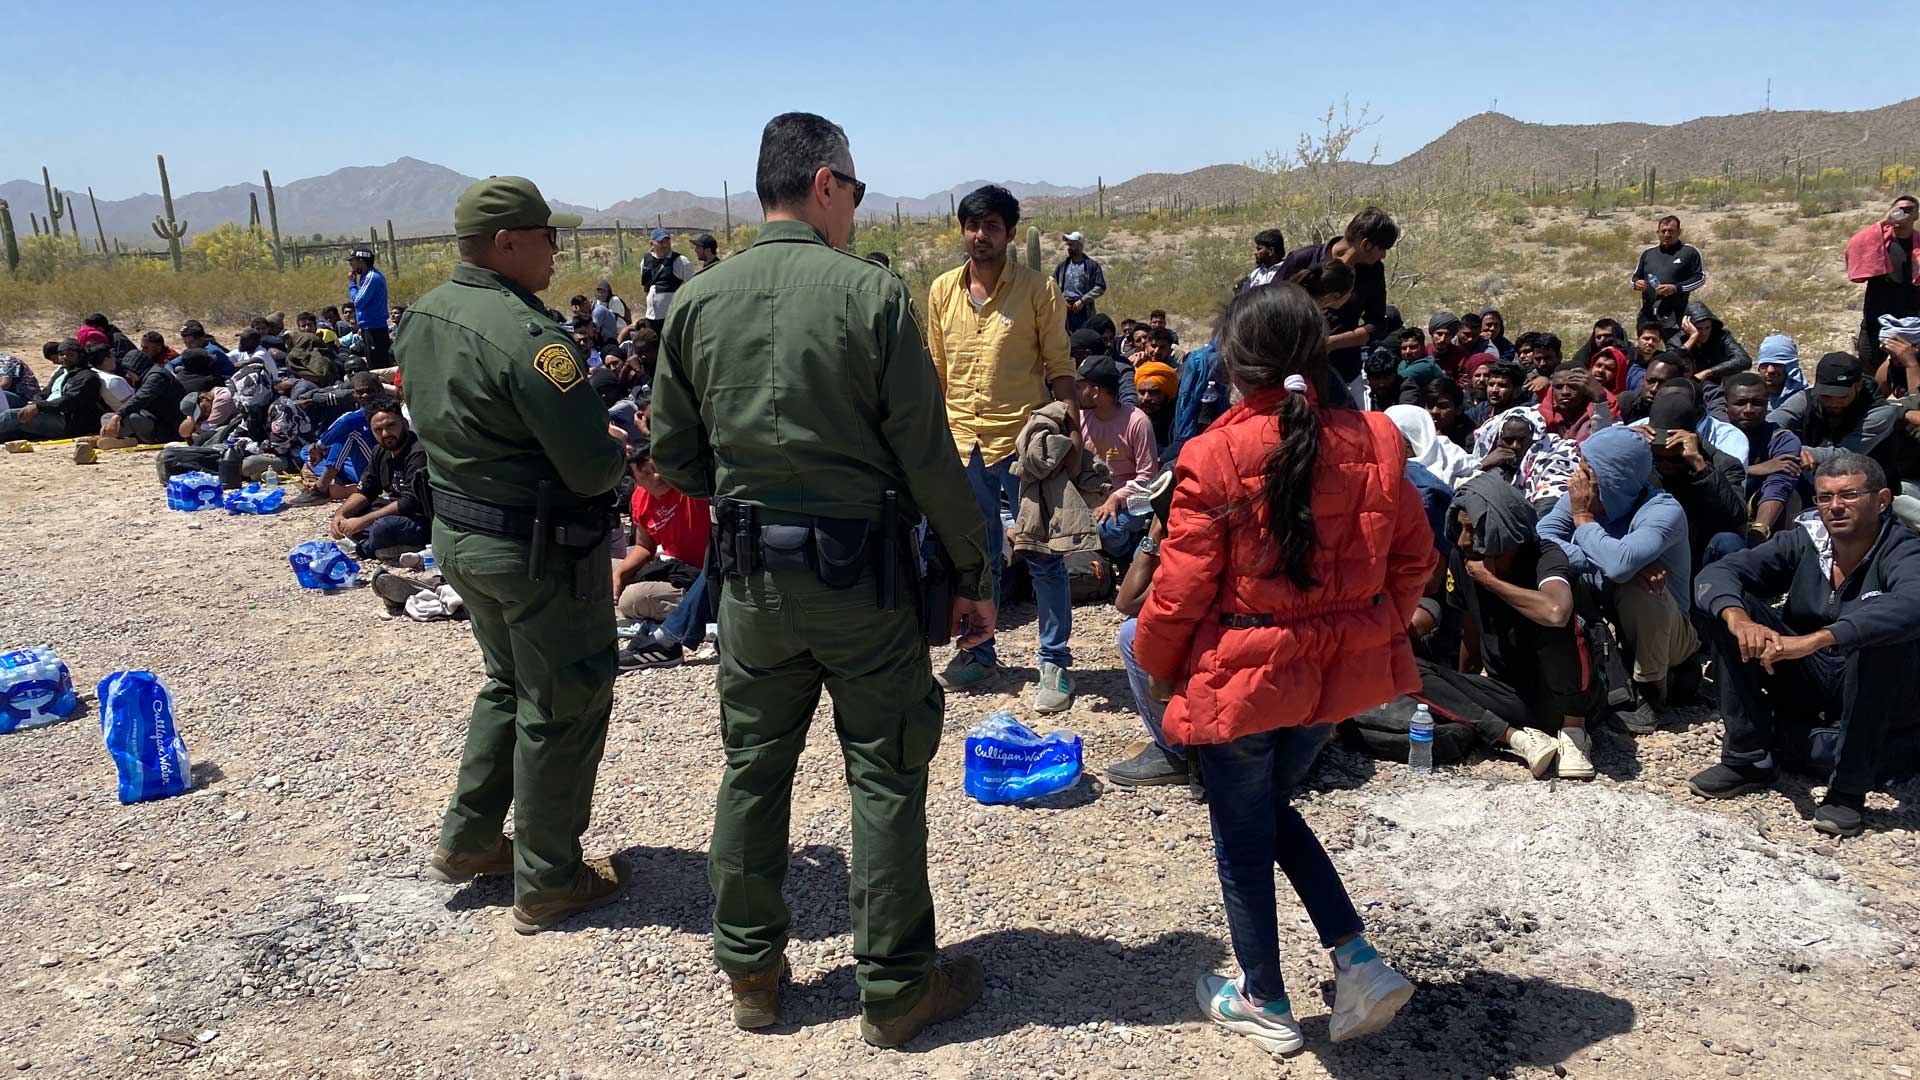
[1080,405,1159,487]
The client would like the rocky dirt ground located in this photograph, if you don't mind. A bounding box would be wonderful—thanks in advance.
[2,440,1918,1080]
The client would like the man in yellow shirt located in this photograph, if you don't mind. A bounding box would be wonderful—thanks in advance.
[926,185,1079,712]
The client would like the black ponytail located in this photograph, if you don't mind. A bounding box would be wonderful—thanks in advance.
[1262,389,1321,589]
[1213,282,1333,590]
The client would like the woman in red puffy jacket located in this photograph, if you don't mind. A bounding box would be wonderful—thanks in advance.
[1135,282,1436,1056]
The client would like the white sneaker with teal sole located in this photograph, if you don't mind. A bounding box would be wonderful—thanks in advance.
[1033,662,1074,714]
[1329,941,1414,1043]
[1196,974,1303,1056]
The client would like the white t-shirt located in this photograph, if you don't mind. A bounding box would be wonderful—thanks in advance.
[644,255,695,321]
[97,371,134,410]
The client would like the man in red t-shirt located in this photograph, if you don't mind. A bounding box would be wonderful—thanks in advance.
[613,444,710,631]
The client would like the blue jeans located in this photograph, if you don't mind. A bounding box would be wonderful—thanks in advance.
[1702,530,1746,567]
[363,514,431,552]
[965,447,1071,669]
[661,569,714,647]
[1196,724,1361,1003]
[1097,508,1148,558]
[1117,618,1181,757]
[0,407,68,440]
[1,390,25,409]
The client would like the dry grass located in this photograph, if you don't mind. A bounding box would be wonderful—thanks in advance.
[0,196,1882,368]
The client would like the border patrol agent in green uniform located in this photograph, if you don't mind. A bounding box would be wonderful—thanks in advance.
[401,176,630,934]
[651,113,998,1047]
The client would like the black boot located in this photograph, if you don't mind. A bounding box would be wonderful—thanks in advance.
[1618,679,1668,734]
[1814,791,1867,837]
[1106,743,1189,787]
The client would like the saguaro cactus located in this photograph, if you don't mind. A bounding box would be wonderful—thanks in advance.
[1024,225,1041,272]
[152,154,187,271]
[248,192,261,230]
[615,220,626,267]
[385,219,398,276]
[43,167,65,238]
[263,170,283,270]
[1097,176,1105,218]
[1,199,17,277]
[87,187,110,262]
[66,194,82,254]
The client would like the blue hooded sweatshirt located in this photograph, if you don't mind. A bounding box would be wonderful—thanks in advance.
[1537,425,1692,610]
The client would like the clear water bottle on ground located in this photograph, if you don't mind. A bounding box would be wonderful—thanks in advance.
[1408,703,1435,774]
[262,469,280,488]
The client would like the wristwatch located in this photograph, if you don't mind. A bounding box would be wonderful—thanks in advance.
[1136,536,1160,558]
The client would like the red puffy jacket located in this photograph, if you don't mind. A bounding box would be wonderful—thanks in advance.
[1135,386,1437,746]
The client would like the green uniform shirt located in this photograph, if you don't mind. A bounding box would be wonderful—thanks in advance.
[398,264,626,572]
[651,220,991,600]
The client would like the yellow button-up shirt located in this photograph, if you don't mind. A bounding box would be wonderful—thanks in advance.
[926,257,1074,465]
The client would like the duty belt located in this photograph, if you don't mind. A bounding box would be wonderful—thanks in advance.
[430,484,612,548]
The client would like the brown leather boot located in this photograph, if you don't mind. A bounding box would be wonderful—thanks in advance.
[426,835,513,884]
[728,956,789,1030]
[509,858,624,935]
[859,954,984,1049]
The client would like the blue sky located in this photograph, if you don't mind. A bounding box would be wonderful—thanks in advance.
[10,0,1911,206]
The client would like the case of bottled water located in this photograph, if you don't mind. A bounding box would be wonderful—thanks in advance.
[0,647,82,733]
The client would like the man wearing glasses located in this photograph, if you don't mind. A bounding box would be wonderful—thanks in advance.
[399,177,632,933]
[651,112,995,1047]
[1689,451,1920,838]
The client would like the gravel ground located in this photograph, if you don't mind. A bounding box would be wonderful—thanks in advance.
[2,444,1917,1080]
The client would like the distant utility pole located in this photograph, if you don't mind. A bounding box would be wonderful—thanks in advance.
[1765,78,1771,112]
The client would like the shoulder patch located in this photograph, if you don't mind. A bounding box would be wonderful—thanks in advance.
[533,342,585,392]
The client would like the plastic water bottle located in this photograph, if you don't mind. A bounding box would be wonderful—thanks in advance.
[1408,703,1435,774]
[261,469,280,488]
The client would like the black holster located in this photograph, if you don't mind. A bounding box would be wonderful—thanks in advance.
[919,529,957,647]
[711,499,901,607]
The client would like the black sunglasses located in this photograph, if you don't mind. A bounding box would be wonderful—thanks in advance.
[830,169,866,208]
[508,225,560,247]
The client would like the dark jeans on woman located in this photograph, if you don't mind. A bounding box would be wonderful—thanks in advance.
[1711,593,1919,794]
[1196,723,1362,1003]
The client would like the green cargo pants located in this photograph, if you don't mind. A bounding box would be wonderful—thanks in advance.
[710,566,944,1021]
[434,522,617,908]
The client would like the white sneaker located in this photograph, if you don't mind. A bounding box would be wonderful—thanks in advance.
[1196,974,1303,1056]
[1505,728,1560,778]
[1555,727,1595,780]
[1329,944,1414,1043]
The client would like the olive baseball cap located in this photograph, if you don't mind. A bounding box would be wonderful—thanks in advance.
[454,176,583,238]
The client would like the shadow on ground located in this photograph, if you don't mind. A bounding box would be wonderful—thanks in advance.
[1303,968,1634,1080]
[601,844,850,939]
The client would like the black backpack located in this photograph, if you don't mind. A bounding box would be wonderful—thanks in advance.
[1338,660,1529,764]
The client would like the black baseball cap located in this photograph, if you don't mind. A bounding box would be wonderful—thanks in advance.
[348,246,376,262]
[1648,382,1703,439]
[1813,352,1864,398]
[179,319,206,336]
[1069,328,1107,356]
[1076,354,1123,392]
